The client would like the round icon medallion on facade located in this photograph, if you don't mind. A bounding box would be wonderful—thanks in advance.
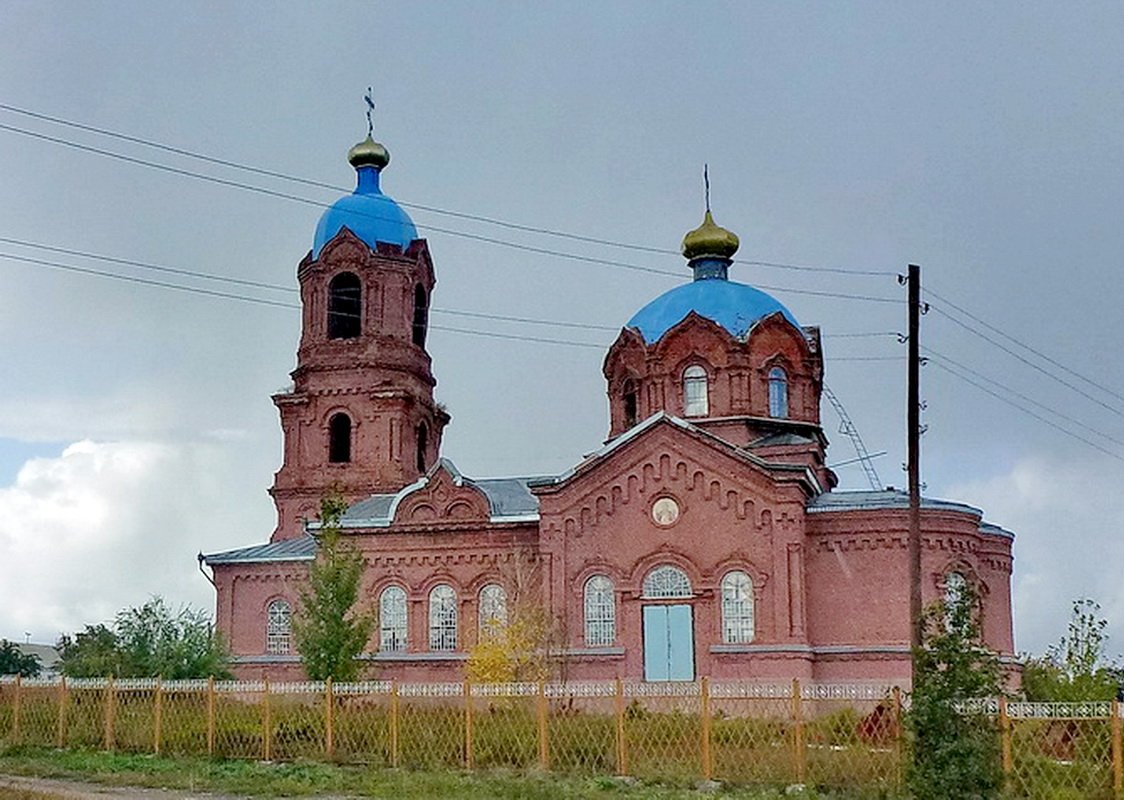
[651,496,681,526]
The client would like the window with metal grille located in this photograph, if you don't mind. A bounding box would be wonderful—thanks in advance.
[478,583,507,641]
[327,272,361,339]
[683,365,709,417]
[944,571,970,632]
[768,366,789,418]
[380,586,408,653]
[266,599,292,654]
[584,575,616,647]
[642,565,692,598]
[721,571,755,644]
[429,584,458,651]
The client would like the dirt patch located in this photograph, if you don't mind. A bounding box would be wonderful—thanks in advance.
[0,774,248,800]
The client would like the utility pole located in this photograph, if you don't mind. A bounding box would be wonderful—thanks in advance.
[907,264,923,657]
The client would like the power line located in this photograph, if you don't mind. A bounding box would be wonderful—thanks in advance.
[0,102,897,277]
[926,285,1124,407]
[927,303,1124,420]
[0,236,294,294]
[930,359,1124,463]
[0,252,300,309]
[0,237,620,332]
[924,346,1124,450]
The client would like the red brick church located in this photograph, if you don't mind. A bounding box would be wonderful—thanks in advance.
[202,128,1015,683]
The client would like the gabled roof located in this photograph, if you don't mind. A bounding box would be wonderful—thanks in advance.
[528,411,822,494]
[201,535,316,565]
[325,459,543,529]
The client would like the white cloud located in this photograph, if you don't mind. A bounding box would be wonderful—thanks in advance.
[0,439,275,645]
[944,454,1124,660]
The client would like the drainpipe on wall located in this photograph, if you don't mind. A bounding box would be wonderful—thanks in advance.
[197,552,216,589]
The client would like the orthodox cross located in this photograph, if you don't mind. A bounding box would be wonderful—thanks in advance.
[704,163,711,212]
[364,86,375,137]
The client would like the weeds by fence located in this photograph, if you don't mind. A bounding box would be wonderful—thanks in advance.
[1,676,1121,797]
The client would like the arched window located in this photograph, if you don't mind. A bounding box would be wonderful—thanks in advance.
[327,272,361,340]
[416,423,428,474]
[328,413,351,463]
[428,584,458,651]
[944,571,970,631]
[642,565,693,598]
[412,284,429,347]
[379,586,408,653]
[721,571,755,644]
[622,379,638,428]
[478,584,508,640]
[266,599,292,654]
[768,367,789,418]
[683,365,709,417]
[584,575,616,647]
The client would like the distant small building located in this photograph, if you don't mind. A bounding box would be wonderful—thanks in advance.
[201,127,1016,684]
[16,643,60,677]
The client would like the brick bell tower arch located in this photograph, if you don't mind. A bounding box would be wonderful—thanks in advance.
[269,133,449,541]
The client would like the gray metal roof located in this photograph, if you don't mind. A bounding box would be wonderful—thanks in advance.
[747,431,816,448]
[807,490,982,516]
[333,460,543,528]
[807,490,1013,539]
[530,412,821,492]
[202,535,316,565]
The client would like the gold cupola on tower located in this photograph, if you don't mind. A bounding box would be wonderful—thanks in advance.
[348,135,390,170]
[681,210,740,261]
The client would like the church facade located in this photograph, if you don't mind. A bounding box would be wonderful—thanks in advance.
[202,130,1016,684]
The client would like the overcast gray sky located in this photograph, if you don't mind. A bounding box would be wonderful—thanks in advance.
[2,2,1122,658]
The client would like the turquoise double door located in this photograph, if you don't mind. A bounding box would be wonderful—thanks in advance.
[642,604,695,682]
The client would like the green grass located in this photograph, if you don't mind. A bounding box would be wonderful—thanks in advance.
[0,745,899,798]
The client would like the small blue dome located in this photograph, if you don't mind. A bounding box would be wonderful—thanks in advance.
[627,277,800,344]
[312,166,418,257]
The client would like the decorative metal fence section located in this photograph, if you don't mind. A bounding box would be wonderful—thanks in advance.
[2,675,1123,796]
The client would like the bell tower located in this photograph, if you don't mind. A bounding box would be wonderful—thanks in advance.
[269,132,449,541]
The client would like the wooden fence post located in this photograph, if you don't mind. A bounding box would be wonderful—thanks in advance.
[153,679,164,755]
[463,679,474,770]
[12,675,21,744]
[103,676,116,751]
[206,676,216,757]
[56,676,68,748]
[390,680,399,768]
[1112,698,1122,797]
[700,677,712,782]
[791,678,806,786]
[892,686,904,791]
[325,678,334,761]
[999,696,1013,779]
[262,678,272,761]
[537,680,549,771]
[615,677,628,776]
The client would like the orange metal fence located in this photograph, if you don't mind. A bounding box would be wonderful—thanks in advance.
[2,676,1121,796]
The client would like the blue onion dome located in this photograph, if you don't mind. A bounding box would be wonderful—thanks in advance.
[626,210,800,344]
[312,135,419,258]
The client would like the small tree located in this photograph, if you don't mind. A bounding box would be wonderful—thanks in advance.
[466,546,561,684]
[57,599,230,679]
[57,624,122,678]
[908,583,1004,800]
[294,492,374,681]
[0,640,42,677]
[114,597,231,679]
[1023,598,1119,701]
